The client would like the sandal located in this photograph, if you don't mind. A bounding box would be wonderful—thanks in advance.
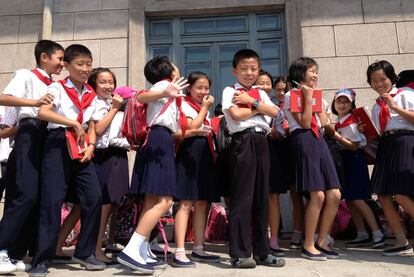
[254,254,286,267]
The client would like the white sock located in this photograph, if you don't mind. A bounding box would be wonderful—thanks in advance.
[356,231,369,240]
[175,248,189,262]
[372,230,383,240]
[140,241,157,263]
[150,238,164,252]
[122,232,146,264]
[193,245,207,256]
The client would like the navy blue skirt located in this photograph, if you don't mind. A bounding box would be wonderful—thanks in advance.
[268,136,289,194]
[130,125,176,197]
[289,129,341,192]
[371,133,414,196]
[340,149,371,200]
[175,136,219,202]
[101,147,130,205]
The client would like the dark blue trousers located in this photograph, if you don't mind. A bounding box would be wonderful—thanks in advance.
[32,128,102,266]
[0,119,46,259]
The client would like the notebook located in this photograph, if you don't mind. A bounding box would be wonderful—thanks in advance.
[352,106,380,142]
[290,89,323,113]
[65,129,90,160]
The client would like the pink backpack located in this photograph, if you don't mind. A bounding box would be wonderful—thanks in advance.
[205,204,228,243]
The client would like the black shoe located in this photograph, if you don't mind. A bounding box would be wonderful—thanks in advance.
[230,257,256,268]
[372,237,386,248]
[53,255,73,264]
[190,252,220,263]
[29,262,49,277]
[383,244,413,256]
[254,254,286,267]
[117,252,155,273]
[72,255,106,270]
[269,247,285,257]
[300,248,327,261]
[170,256,195,268]
[314,244,339,259]
[345,238,371,248]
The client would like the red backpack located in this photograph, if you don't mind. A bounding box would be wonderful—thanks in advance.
[121,90,174,147]
[205,204,228,243]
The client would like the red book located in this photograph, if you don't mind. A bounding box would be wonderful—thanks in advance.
[290,89,323,113]
[352,106,380,142]
[65,130,90,160]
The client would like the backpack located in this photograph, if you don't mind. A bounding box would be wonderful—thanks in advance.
[114,196,142,246]
[121,90,174,147]
[205,204,228,243]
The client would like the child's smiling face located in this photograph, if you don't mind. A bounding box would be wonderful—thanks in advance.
[95,72,115,100]
[369,69,393,95]
[232,58,260,89]
[255,74,273,94]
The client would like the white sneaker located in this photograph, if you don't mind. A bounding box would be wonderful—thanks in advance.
[11,259,32,272]
[0,252,17,274]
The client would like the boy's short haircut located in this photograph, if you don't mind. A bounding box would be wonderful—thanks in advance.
[396,70,414,88]
[232,49,261,69]
[34,40,64,66]
[366,60,398,85]
[88,67,117,91]
[64,44,92,63]
[144,56,174,85]
[288,57,318,87]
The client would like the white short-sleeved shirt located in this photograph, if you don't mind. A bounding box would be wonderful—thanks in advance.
[0,107,17,127]
[146,80,180,133]
[108,112,130,149]
[283,90,321,133]
[3,68,52,122]
[273,109,288,138]
[181,99,211,123]
[372,86,414,132]
[221,82,276,134]
[47,78,100,130]
[335,113,367,148]
[93,98,111,149]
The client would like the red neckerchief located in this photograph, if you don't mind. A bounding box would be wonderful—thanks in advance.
[184,95,215,162]
[311,114,320,139]
[233,86,262,109]
[376,88,404,133]
[335,114,358,130]
[277,102,289,130]
[31,68,53,86]
[404,82,414,90]
[59,77,96,123]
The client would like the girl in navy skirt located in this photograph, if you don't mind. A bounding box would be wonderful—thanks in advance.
[172,71,220,267]
[368,60,414,256]
[256,72,288,256]
[284,57,341,261]
[117,57,189,273]
[89,69,131,263]
[329,88,384,248]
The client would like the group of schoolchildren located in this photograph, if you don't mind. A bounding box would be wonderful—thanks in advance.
[0,39,412,277]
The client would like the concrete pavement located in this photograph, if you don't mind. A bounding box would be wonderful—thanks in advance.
[9,240,414,277]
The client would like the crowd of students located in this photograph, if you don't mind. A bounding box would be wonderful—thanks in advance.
[0,39,413,276]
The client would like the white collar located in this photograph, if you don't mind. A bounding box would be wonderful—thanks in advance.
[64,78,91,94]
[338,113,352,124]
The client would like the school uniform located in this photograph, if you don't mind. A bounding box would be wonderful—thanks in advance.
[130,80,181,197]
[371,86,414,197]
[93,100,130,205]
[335,114,371,200]
[283,91,340,193]
[32,77,102,266]
[268,106,289,194]
[0,107,16,204]
[0,68,51,260]
[175,97,219,202]
[222,82,275,259]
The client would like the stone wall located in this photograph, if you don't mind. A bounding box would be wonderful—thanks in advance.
[0,0,129,91]
[301,0,414,107]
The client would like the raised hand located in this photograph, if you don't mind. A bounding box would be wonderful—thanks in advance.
[232,91,254,105]
[163,77,189,98]
[202,95,215,108]
[111,94,124,110]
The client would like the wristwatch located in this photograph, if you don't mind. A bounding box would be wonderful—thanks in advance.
[252,99,260,110]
